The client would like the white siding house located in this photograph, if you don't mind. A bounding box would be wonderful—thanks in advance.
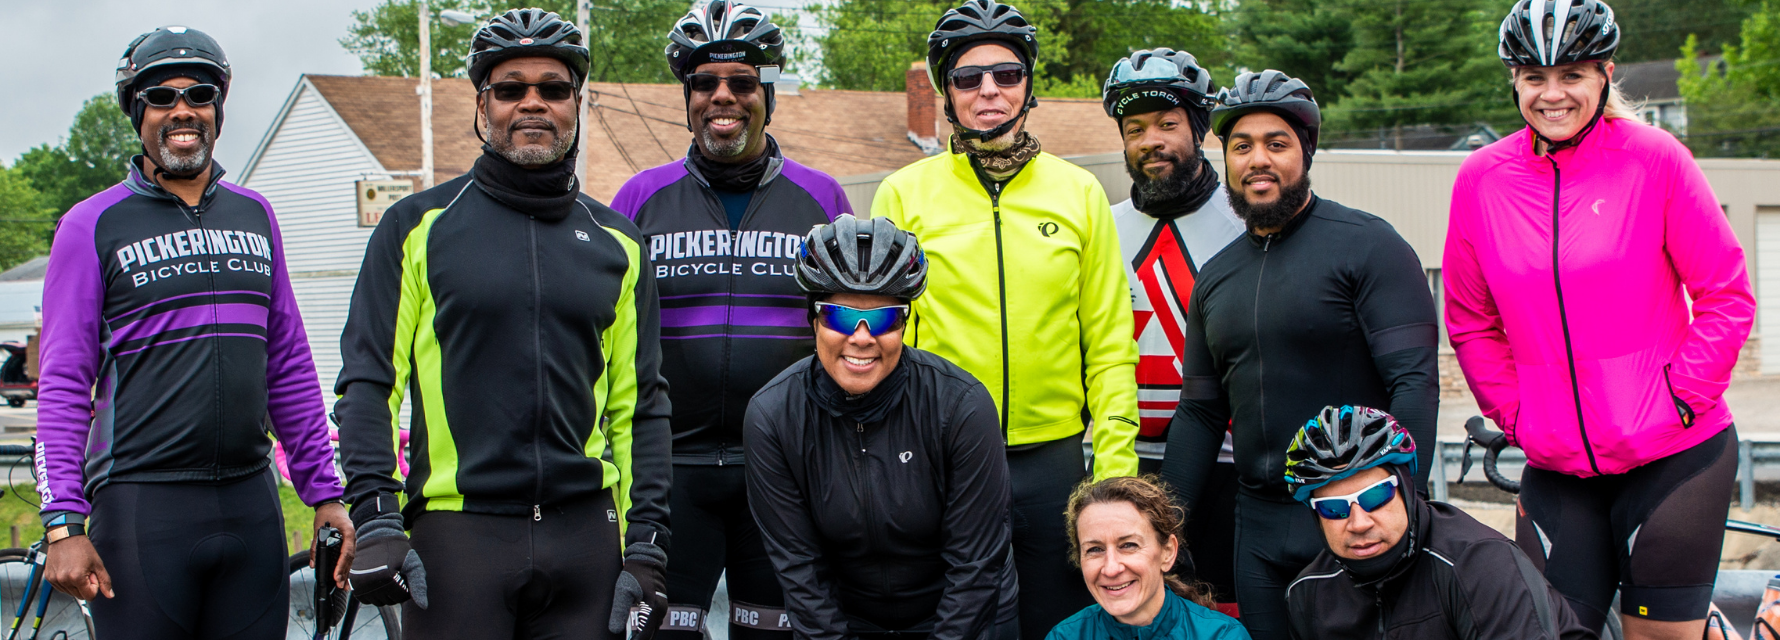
[239,77,394,400]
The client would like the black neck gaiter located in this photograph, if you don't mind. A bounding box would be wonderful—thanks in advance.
[472,145,580,222]
[1131,156,1221,220]
[809,352,910,425]
[1341,467,1430,587]
[689,135,781,192]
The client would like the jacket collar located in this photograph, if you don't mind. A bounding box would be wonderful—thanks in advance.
[1243,194,1320,248]
[124,156,227,213]
[1096,590,1186,640]
[681,133,786,190]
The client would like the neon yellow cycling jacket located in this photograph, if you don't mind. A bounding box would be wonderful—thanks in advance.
[872,146,1140,480]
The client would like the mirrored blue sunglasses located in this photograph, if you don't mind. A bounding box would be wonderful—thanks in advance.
[1309,475,1399,520]
[814,302,910,337]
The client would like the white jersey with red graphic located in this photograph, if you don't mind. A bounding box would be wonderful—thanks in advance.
[1113,192,1245,463]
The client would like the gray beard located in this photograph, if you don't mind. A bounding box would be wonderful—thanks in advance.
[701,127,749,158]
[492,120,574,166]
[156,121,212,175]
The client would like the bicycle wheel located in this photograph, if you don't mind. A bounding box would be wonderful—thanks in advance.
[288,551,399,640]
[0,553,94,640]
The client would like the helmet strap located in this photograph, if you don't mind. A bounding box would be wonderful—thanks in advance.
[1524,68,1611,155]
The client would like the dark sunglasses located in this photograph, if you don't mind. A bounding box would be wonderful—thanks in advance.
[481,81,578,103]
[814,302,910,337]
[685,73,762,95]
[949,63,1026,91]
[137,84,221,108]
[1309,476,1399,520]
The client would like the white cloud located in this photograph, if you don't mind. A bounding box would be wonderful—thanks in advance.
[0,0,374,171]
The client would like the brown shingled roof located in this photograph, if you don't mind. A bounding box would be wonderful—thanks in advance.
[302,74,1121,201]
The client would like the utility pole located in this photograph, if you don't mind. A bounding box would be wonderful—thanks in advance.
[575,0,591,190]
[419,0,436,189]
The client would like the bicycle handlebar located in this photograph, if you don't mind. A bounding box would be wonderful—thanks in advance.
[1460,416,1521,494]
[0,445,31,458]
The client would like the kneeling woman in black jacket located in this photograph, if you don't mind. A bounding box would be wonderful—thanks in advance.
[744,214,1019,640]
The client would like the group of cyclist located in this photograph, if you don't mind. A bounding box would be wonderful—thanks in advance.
[27,0,1758,639]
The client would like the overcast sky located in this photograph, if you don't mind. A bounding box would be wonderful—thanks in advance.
[1,0,828,173]
[1,0,378,171]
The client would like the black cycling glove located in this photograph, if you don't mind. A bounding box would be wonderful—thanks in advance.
[349,516,429,609]
[607,540,668,639]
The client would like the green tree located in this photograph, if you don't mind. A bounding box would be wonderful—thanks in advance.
[13,94,137,217]
[0,166,54,271]
[808,0,1223,97]
[1323,0,1512,148]
[341,0,686,83]
[1613,0,1754,63]
[1225,0,1356,100]
[1677,1,1780,157]
[804,0,949,92]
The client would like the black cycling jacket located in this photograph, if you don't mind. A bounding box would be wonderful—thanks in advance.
[1161,195,1439,507]
[335,170,671,549]
[744,348,1015,640]
[1286,473,1596,640]
[612,141,849,465]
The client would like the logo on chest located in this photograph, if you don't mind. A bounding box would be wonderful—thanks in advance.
[576,230,591,241]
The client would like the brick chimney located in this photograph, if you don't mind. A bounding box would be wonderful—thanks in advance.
[906,61,942,155]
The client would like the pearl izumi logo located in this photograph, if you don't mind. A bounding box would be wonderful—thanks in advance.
[1037,222,1059,237]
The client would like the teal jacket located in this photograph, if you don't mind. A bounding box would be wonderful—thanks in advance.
[1046,591,1250,640]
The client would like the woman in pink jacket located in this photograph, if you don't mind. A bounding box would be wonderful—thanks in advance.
[1444,1,1755,638]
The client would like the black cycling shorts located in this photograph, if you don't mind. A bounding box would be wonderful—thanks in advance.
[1517,425,1737,629]
[662,464,786,640]
[404,492,621,640]
[1231,493,1324,640]
[1007,436,1093,640]
[88,468,289,640]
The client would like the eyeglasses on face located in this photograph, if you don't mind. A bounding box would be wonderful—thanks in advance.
[138,84,221,109]
[1309,475,1399,520]
[685,73,763,95]
[813,302,910,337]
[481,81,578,103]
[949,63,1026,91]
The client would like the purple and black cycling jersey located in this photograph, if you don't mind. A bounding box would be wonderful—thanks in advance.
[610,149,849,465]
[35,160,341,526]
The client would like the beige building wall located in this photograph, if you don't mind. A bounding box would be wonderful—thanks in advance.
[840,148,1780,375]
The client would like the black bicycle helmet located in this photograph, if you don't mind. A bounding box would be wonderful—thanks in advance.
[926,0,1040,142]
[1284,405,1418,503]
[796,215,928,300]
[466,9,589,89]
[115,26,232,133]
[665,0,785,79]
[1499,0,1620,68]
[1103,48,1215,118]
[1211,70,1321,154]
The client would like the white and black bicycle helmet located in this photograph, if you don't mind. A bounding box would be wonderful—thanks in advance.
[664,0,786,126]
[1498,0,1620,68]
[115,26,232,132]
[796,215,928,301]
[665,0,785,80]
[926,0,1040,142]
[466,9,589,89]
[1284,406,1419,503]
[1211,70,1321,153]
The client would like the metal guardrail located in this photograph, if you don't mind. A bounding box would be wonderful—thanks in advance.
[1428,433,1780,511]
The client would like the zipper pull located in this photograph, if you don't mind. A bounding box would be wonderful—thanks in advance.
[856,422,864,433]
[1263,235,1273,252]
[534,505,542,522]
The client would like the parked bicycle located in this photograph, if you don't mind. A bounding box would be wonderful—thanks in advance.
[0,444,91,640]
